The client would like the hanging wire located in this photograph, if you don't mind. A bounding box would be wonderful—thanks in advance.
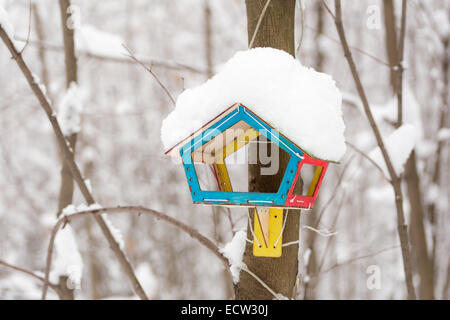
[282,240,300,247]
[247,212,261,247]
[273,210,289,248]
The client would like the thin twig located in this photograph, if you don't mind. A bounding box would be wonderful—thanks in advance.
[305,24,390,67]
[395,0,407,128]
[295,0,305,55]
[42,206,232,297]
[0,259,60,295]
[14,36,206,74]
[19,0,32,54]
[249,0,272,49]
[0,26,148,301]
[318,245,400,276]
[315,189,349,276]
[346,141,388,180]
[122,44,176,106]
[314,156,354,231]
[321,0,335,19]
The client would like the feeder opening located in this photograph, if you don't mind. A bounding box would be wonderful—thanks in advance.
[191,122,290,194]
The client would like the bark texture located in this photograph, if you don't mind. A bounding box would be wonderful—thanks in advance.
[383,0,399,93]
[382,0,434,299]
[56,0,79,300]
[57,0,78,218]
[235,0,299,300]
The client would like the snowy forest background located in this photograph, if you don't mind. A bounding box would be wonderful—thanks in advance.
[0,0,449,299]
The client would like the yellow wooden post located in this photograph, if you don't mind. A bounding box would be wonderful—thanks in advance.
[253,207,284,257]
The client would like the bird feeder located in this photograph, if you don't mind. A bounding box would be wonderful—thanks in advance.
[165,103,330,257]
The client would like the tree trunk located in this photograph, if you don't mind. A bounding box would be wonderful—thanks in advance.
[429,34,449,298]
[56,0,79,300]
[382,0,434,299]
[383,0,398,93]
[405,152,434,299]
[57,0,78,217]
[235,0,299,300]
[32,3,52,101]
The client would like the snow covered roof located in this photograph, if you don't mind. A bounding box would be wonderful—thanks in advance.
[161,47,346,162]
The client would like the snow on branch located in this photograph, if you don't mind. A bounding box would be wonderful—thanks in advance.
[42,205,233,299]
[219,230,246,284]
[57,82,83,136]
[52,225,83,289]
[369,124,416,177]
[0,25,148,300]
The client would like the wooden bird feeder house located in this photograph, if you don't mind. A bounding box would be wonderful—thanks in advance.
[165,103,330,257]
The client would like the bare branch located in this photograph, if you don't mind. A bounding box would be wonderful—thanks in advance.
[14,36,206,74]
[317,245,399,276]
[315,191,346,274]
[346,141,388,180]
[123,44,176,106]
[41,206,232,297]
[31,3,52,101]
[19,0,32,54]
[395,0,407,127]
[320,0,335,19]
[314,156,354,231]
[0,259,60,296]
[0,26,148,301]
[295,0,305,55]
[331,1,398,182]
[328,0,416,299]
[305,24,390,67]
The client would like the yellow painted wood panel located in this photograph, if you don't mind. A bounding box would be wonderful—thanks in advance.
[213,163,233,192]
[253,208,283,257]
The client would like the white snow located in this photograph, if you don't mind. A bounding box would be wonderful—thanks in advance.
[425,184,440,205]
[161,47,346,162]
[369,124,416,176]
[434,9,450,38]
[0,5,14,40]
[62,203,125,250]
[219,229,247,284]
[60,204,125,262]
[101,214,125,250]
[84,178,93,193]
[58,82,83,136]
[437,128,450,141]
[303,247,312,266]
[135,263,159,297]
[372,85,424,140]
[52,225,83,288]
[61,203,102,217]
[75,24,127,58]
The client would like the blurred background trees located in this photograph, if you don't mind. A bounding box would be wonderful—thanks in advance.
[0,0,448,299]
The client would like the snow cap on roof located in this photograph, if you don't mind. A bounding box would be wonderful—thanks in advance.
[161,47,346,162]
